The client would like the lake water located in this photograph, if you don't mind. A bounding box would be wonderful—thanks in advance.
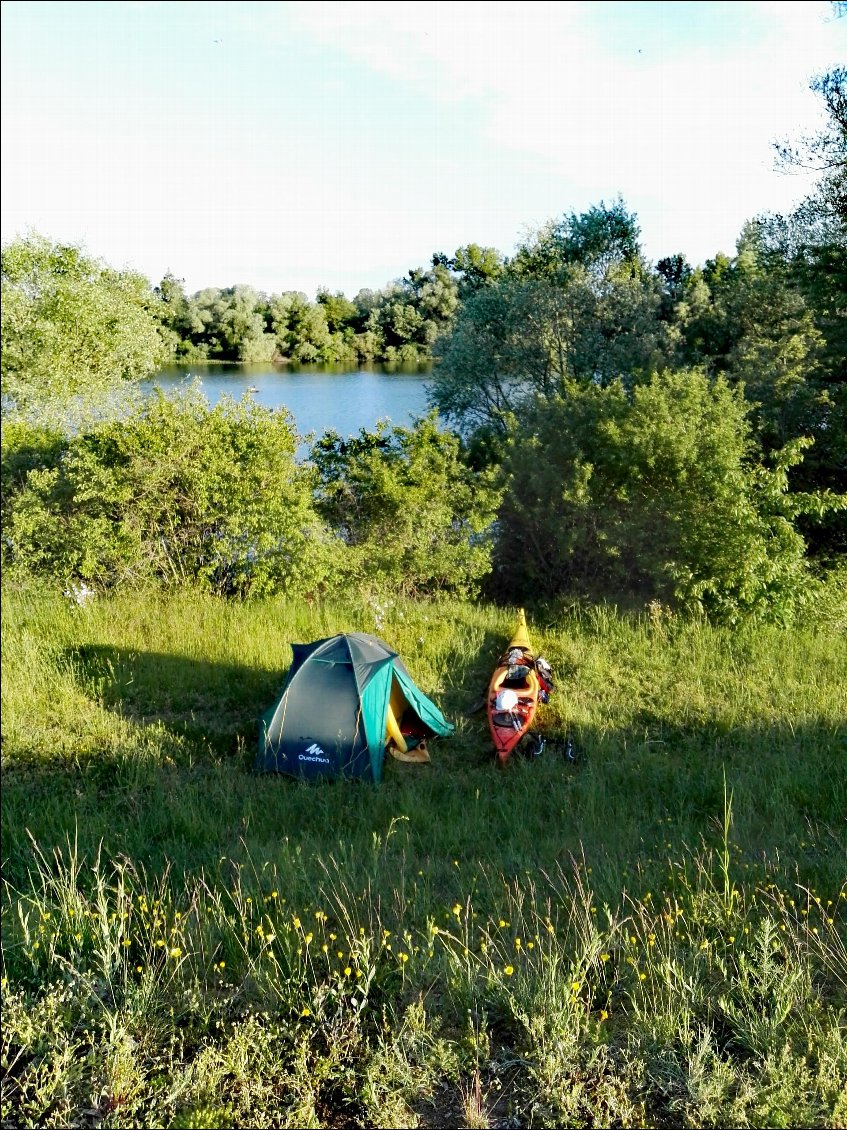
[143,363,433,440]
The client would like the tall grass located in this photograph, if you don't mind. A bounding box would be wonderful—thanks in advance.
[2,582,845,1127]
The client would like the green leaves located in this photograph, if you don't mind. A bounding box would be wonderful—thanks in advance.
[1,390,337,598]
[310,413,501,599]
[1,234,167,412]
[1,400,502,601]
[494,371,841,623]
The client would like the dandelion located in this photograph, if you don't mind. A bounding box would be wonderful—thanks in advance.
[515,938,522,950]
[600,953,610,962]
[571,981,581,991]
[170,947,182,958]
[639,972,647,981]
[300,1007,311,1017]
[293,916,301,929]
[453,904,462,917]
[304,933,313,945]
[344,966,352,976]
[399,952,409,963]
[504,965,514,976]
[600,1009,609,1021]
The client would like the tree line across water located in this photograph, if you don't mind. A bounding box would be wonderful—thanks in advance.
[1,67,845,621]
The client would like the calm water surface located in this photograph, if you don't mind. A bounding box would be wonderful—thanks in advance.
[144,363,433,440]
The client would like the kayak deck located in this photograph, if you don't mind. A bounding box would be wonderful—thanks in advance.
[487,609,540,763]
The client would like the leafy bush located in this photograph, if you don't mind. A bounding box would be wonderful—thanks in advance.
[2,389,339,597]
[310,413,501,598]
[494,370,844,622]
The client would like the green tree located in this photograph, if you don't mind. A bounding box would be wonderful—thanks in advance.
[310,413,501,598]
[511,197,643,283]
[316,288,360,334]
[760,66,847,553]
[431,201,669,439]
[430,277,564,439]
[187,286,276,362]
[153,272,206,360]
[1,233,167,412]
[433,244,505,297]
[270,291,339,363]
[493,371,844,622]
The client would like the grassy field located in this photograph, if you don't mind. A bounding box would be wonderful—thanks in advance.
[2,583,846,1128]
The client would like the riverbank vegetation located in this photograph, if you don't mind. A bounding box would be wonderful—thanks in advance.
[1,64,845,1129]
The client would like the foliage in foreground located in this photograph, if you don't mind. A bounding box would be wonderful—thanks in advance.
[3,374,843,621]
[1,396,498,601]
[1,585,845,1127]
[3,842,845,1130]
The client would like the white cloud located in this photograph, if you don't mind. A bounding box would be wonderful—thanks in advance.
[295,0,842,260]
[1,0,842,291]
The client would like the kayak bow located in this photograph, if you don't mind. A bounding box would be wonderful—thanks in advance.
[487,608,540,764]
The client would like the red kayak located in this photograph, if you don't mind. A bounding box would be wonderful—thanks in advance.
[488,609,542,764]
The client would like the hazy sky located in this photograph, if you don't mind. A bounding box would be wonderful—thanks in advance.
[2,1,844,297]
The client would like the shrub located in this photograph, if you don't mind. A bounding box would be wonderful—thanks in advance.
[310,413,501,598]
[2,389,339,597]
[494,370,844,622]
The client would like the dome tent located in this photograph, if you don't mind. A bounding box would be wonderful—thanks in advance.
[256,632,453,782]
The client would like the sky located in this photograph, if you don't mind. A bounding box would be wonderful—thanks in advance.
[2,1,844,298]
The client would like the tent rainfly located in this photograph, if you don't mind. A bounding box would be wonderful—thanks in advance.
[256,632,453,782]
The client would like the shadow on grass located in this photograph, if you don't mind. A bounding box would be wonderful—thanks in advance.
[59,627,510,762]
[65,642,285,758]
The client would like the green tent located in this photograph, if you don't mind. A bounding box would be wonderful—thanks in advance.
[256,632,453,782]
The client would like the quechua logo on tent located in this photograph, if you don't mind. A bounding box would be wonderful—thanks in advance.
[299,743,330,764]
